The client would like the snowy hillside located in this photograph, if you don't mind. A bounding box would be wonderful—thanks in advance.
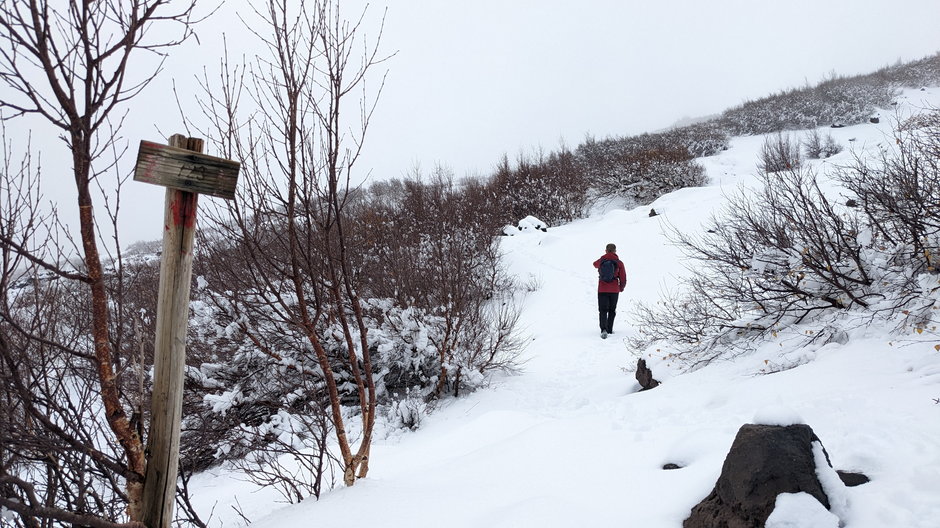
[186,88,940,527]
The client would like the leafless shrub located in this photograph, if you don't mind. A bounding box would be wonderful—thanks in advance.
[837,108,940,276]
[350,167,525,398]
[578,138,708,205]
[802,129,843,159]
[0,274,144,527]
[386,391,428,431]
[718,72,901,136]
[521,274,543,293]
[489,147,590,225]
[631,279,738,350]
[173,471,213,528]
[632,166,873,367]
[759,132,803,173]
[229,402,339,504]
[447,295,526,395]
[659,122,730,158]
[634,111,940,367]
[187,0,391,489]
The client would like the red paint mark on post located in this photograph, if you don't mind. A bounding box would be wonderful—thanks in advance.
[170,191,199,229]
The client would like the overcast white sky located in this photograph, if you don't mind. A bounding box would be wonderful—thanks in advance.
[351,0,940,180]
[6,1,940,245]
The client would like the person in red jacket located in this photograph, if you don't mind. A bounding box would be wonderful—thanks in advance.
[593,243,627,339]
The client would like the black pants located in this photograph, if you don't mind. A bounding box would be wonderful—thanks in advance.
[598,292,619,333]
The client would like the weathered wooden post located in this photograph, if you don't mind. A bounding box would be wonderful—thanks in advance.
[134,134,239,528]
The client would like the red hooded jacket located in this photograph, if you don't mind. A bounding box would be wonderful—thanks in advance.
[594,252,626,293]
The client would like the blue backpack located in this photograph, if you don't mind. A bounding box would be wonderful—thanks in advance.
[599,259,619,283]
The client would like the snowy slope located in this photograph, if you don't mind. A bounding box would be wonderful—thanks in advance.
[189,88,940,527]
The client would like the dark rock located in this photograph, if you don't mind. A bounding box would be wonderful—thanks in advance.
[684,424,833,528]
[869,116,880,124]
[831,122,845,128]
[635,358,660,391]
[846,199,858,208]
[649,208,658,217]
[837,470,869,487]
[663,463,682,470]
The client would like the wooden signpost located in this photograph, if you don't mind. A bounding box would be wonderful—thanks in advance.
[134,138,239,200]
[134,134,239,528]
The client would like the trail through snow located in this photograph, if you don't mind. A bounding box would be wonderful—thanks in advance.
[190,89,940,527]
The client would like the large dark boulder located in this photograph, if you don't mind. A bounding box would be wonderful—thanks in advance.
[684,424,832,528]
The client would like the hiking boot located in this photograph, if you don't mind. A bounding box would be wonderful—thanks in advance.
[601,330,608,339]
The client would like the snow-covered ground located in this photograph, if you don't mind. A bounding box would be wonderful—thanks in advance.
[188,88,940,527]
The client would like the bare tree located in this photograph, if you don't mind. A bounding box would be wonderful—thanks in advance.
[190,0,389,488]
[0,1,197,524]
[0,123,143,528]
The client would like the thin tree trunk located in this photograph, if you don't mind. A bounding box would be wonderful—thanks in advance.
[75,146,146,518]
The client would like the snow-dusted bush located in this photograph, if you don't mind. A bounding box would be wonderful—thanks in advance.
[350,171,526,397]
[477,124,723,224]
[836,108,940,326]
[718,53,940,136]
[220,395,337,503]
[759,132,803,173]
[180,288,521,476]
[367,295,523,399]
[577,136,708,206]
[653,121,729,158]
[633,167,871,365]
[720,77,897,136]
[489,148,590,226]
[176,165,527,484]
[802,128,843,159]
[881,52,940,86]
[385,390,428,431]
[633,110,940,366]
